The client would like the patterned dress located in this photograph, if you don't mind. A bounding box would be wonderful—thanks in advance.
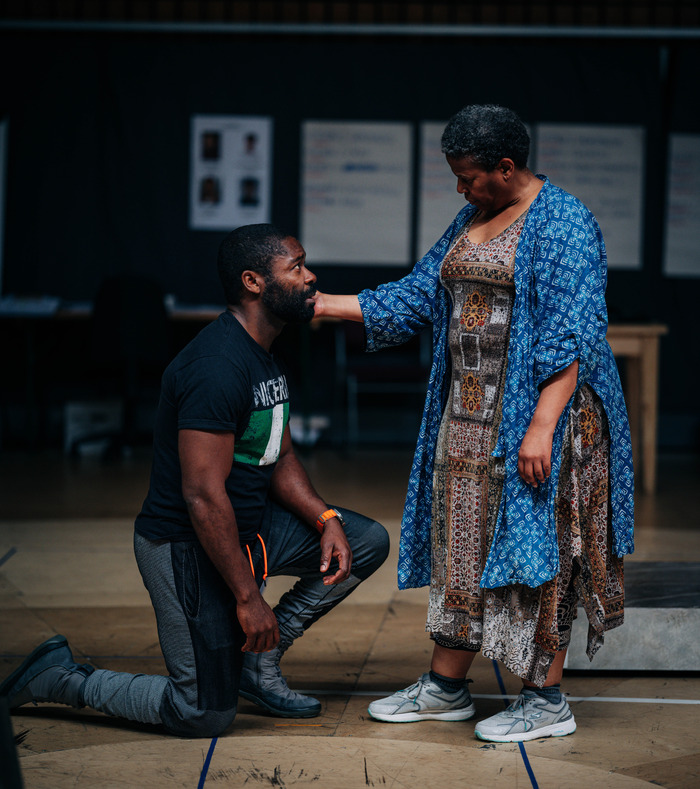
[427,213,625,685]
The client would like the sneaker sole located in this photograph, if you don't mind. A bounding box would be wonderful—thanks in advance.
[0,635,69,701]
[238,688,321,718]
[475,715,576,743]
[368,703,476,723]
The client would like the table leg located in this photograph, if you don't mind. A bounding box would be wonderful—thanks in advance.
[640,339,661,495]
[625,355,642,483]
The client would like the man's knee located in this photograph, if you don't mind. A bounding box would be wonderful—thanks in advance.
[162,706,237,738]
[159,689,238,738]
[369,519,390,565]
[341,511,390,579]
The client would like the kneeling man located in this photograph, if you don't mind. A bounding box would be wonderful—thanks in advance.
[1,224,389,737]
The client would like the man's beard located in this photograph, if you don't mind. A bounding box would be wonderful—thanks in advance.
[261,279,316,324]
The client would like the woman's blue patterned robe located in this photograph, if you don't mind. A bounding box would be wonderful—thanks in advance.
[358,177,634,590]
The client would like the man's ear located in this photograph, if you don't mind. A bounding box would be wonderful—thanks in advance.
[241,269,264,296]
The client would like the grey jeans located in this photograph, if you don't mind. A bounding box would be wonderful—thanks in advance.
[81,502,389,737]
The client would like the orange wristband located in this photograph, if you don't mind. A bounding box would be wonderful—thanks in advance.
[315,508,345,532]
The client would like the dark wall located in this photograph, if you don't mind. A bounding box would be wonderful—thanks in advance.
[1,30,698,447]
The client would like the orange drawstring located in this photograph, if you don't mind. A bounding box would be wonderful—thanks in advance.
[246,533,268,582]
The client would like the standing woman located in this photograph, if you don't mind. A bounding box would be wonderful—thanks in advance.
[314,105,634,742]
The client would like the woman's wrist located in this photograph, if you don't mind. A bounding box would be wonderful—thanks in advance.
[528,412,559,434]
[318,293,362,321]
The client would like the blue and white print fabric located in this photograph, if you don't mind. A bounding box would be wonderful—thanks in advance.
[358,177,634,590]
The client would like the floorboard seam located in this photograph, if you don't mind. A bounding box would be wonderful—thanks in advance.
[0,547,17,567]
[491,659,539,789]
[329,593,399,735]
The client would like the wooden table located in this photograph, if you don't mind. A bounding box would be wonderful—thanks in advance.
[606,323,669,495]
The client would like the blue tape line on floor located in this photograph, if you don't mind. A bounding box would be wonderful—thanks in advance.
[198,737,218,788]
[491,659,539,789]
[0,547,17,568]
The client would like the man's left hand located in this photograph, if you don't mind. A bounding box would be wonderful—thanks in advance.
[319,520,352,585]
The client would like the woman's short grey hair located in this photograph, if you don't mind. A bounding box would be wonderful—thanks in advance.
[441,105,530,170]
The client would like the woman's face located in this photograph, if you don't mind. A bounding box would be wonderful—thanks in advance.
[446,155,508,212]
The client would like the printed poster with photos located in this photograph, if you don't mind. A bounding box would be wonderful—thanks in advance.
[189,115,272,230]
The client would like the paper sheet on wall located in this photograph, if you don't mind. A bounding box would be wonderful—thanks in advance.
[417,122,465,258]
[189,115,272,231]
[664,134,700,278]
[300,121,412,265]
[535,124,645,270]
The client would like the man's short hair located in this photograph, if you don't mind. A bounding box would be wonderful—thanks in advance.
[217,224,289,305]
[441,104,530,170]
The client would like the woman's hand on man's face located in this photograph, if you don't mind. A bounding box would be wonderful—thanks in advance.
[311,291,325,318]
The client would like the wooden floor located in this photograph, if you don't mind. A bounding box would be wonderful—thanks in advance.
[1,448,699,788]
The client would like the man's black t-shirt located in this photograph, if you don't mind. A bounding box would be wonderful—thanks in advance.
[135,311,289,544]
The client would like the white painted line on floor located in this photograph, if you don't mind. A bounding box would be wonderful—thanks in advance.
[562,695,700,705]
[299,690,700,705]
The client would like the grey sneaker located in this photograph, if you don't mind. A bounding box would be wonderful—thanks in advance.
[474,688,576,742]
[238,648,321,718]
[367,673,475,723]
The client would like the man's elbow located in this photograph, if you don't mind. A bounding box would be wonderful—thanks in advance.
[182,484,218,517]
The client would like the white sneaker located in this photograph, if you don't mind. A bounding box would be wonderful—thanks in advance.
[368,673,475,723]
[474,689,576,742]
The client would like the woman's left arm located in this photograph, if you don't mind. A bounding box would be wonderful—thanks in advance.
[518,359,579,487]
[520,194,608,486]
[531,198,608,390]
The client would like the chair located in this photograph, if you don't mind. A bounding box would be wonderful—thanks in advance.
[334,321,431,447]
[68,274,171,455]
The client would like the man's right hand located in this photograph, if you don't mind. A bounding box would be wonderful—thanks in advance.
[237,593,280,653]
[319,520,352,585]
[180,429,280,654]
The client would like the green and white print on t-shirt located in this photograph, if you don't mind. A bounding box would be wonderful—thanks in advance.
[235,374,290,466]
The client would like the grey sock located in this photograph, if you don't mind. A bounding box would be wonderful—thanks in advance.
[527,684,563,704]
[20,665,90,708]
[429,670,468,694]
